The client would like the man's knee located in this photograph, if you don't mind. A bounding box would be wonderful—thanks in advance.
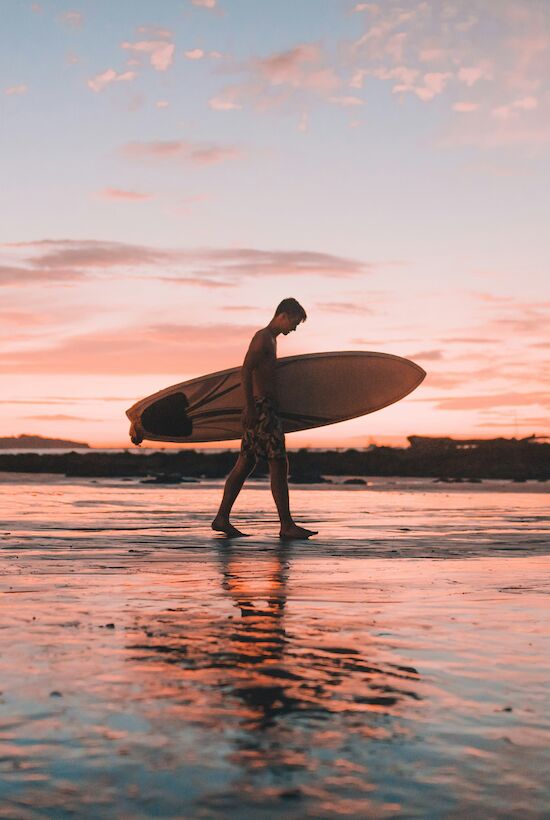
[268,455,288,472]
[240,452,257,473]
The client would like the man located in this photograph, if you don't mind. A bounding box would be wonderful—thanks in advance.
[212,298,318,539]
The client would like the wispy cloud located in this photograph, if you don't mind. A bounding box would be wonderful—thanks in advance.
[23,414,100,421]
[3,240,369,283]
[120,40,175,72]
[317,302,374,314]
[452,101,480,113]
[4,239,169,270]
[442,337,498,344]
[408,349,442,361]
[429,392,550,411]
[346,0,550,147]
[5,84,28,96]
[87,69,137,93]
[120,139,242,165]
[0,323,257,374]
[211,42,343,112]
[59,10,83,28]
[98,188,154,202]
[136,26,173,39]
[0,264,83,286]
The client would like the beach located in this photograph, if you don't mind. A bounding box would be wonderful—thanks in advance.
[1,475,549,818]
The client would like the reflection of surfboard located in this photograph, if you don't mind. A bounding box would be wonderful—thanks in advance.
[126,351,426,445]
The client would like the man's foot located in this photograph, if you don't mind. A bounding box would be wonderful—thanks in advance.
[211,517,250,537]
[279,523,318,540]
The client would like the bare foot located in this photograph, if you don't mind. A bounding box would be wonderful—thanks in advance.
[279,523,318,540]
[211,517,250,538]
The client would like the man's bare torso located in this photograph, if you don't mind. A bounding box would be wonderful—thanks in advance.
[250,328,277,400]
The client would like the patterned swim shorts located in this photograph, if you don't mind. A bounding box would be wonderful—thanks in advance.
[241,396,286,460]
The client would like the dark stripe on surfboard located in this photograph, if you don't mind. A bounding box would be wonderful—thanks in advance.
[188,373,239,413]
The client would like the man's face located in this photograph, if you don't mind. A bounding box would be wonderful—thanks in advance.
[282,314,301,334]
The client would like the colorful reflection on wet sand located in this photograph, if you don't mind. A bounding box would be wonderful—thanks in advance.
[1,476,549,817]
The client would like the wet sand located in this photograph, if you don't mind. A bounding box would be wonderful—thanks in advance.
[1,475,549,818]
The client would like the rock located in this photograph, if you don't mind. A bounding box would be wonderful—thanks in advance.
[140,474,200,484]
[289,472,332,484]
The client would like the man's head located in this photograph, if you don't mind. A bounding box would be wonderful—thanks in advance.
[273,298,307,335]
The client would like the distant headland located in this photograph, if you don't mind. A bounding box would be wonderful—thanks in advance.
[0,435,547,481]
[0,434,90,449]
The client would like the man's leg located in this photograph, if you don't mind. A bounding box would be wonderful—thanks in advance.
[268,456,318,539]
[212,452,256,537]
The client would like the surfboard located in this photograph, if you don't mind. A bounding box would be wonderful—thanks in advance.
[126,351,425,445]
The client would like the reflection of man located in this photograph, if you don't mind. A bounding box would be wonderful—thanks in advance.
[212,298,318,539]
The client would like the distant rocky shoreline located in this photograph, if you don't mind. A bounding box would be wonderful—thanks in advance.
[0,435,90,449]
[0,436,547,481]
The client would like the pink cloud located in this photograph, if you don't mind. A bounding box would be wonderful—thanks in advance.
[0,264,83,286]
[159,276,233,289]
[329,95,364,107]
[87,69,136,93]
[453,102,480,112]
[4,240,368,283]
[403,71,451,102]
[121,139,242,165]
[99,188,154,202]
[0,310,53,326]
[191,0,217,7]
[0,324,257,375]
[189,248,368,278]
[436,110,550,147]
[430,392,550,411]
[5,84,28,96]
[120,40,175,71]
[317,302,373,314]
[442,337,498,344]
[254,44,339,93]
[419,48,446,63]
[185,49,205,60]
[212,43,341,112]
[492,96,538,119]
[59,10,83,27]
[7,239,170,270]
[23,414,100,421]
[458,64,493,87]
[136,26,173,39]
[209,92,242,111]
[408,350,443,361]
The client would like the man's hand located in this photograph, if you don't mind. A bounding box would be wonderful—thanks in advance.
[242,405,258,430]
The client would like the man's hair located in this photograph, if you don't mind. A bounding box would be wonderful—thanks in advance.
[274,298,307,322]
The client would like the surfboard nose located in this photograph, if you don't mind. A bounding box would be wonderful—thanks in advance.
[129,421,144,446]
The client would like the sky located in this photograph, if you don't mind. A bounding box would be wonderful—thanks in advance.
[1,0,548,448]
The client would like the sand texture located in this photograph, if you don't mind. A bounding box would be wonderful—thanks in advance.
[1,475,549,818]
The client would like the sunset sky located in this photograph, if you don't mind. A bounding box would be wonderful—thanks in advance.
[1,0,548,448]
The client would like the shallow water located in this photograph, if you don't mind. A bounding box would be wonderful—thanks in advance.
[1,476,549,818]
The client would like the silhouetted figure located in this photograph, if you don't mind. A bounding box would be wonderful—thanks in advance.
[212,298,318,539]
